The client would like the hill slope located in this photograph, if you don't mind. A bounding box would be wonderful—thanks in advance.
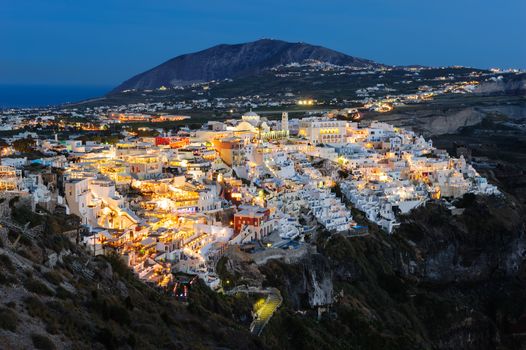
[0,197,260,349]
[112,39,381,92]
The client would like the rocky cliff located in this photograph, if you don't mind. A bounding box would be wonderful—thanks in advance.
[367,95,526,136]
[248,194,526,350]
[474,73,526,95]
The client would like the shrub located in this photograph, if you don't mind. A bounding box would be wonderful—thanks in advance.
[25,296,48,319]
[377,272,408,302]
[107,303,131,325]
[24,296,61,334]
[104,253,134,281]
[43,270,63,285]
[96,327,118,350]
[55,286,72,299]
[12,203,43,227]
[17,249,32,260]
[46,233,75,252]
[31,333,56,350]
[0,307,18,331]
[0,254,14,272]
[94,297,131,325]
[0,274,16,285]
[455,192,477,208]
[24,278,54,296]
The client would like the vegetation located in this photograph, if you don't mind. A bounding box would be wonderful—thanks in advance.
[13,137,36,153]
[0,253,15,272]
[0,307,18,331]
[31,333,56,350]
[24,278,54,296]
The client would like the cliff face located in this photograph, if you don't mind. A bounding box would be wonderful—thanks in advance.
[401,197,525,283]
[367,98,526,136]
[474,73,526,95]
[259,253,333,310]
[253,194,526,350]
[112,39,380,92]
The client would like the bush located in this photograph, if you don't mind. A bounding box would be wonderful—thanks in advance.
[25,296,49,319]
[0,254,15,272]
[0,271,16,285]
[55,286,73,299]
[0,307,18,331]
[455,193,477,208]
[46,232,75,251]
[107,303,131,325]
[43,270,63,285]
[377,272,408,302]
[24,278,54,296]
[11,203,43,227]
[31,333,56,350]
[17,249,32,260]
[104,253,134,281]
[24,296,61,334]
[96,327,118,350]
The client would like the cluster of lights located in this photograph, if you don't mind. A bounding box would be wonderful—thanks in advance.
[297,99,315,106]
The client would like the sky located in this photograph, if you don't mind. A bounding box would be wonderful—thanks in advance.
[1,0,525,87]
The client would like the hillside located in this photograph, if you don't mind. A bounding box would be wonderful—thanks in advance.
[0,197,261,349]
[112,39,381,92]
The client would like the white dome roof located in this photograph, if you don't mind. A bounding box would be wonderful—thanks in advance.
[243,111,259,117]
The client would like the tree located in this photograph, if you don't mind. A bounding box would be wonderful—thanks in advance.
[13,137,36,153]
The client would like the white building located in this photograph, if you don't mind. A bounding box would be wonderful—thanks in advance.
[298,117,348,145]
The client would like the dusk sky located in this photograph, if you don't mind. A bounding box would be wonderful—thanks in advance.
[2,0,525,86]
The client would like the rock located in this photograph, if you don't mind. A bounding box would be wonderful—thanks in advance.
[59,281,76,294]
[57,249,71,264]
[115,280,128,298]
[46,252,58,268]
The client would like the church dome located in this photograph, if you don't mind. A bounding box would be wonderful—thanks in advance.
[243,111,259,117]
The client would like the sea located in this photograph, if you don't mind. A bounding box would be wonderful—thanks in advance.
[0,84,113,109]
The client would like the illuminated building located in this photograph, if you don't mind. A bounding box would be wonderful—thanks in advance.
[232,205,274,242]
[110,113,152,122]
[155,136,190,149]
[241,110,261,126]
[152,115,191,122]
[298,117,348,144]
[128,155,163,180]
[281,112,289,133]
[212,137,245,166]
[0,166,22,191]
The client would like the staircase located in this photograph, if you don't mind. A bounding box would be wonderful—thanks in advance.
[250,288,283,336]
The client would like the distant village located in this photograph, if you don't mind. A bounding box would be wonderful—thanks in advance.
[2,64,518,123]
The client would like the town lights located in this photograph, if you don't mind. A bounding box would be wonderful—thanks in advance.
[297,99,315,106]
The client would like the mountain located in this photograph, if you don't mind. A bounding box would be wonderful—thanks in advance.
[112,39,381,92]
